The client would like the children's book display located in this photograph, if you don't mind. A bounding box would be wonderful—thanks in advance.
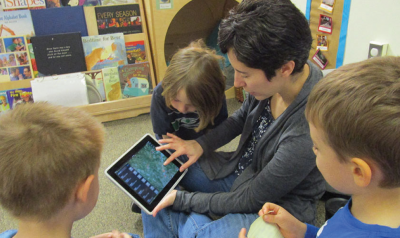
[118,62,151,98]
[0,0,157,122]
[0,35,33,83]
[95,4,142,35]
[82,33,127,71]
[30,32,87,75]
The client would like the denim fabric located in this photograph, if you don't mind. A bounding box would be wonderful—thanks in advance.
[142,210,258,238]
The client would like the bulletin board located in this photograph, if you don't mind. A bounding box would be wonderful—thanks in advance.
[306,0,351,69]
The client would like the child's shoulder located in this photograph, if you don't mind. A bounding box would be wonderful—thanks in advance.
[0,230,17,238]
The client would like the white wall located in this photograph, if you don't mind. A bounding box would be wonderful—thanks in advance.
[291,0,400,65]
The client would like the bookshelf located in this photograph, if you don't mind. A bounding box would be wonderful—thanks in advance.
[0,0,157,122]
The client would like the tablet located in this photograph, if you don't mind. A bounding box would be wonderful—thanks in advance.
[105,133,187,215]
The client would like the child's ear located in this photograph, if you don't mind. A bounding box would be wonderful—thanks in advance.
[350,158,372,187]
[75,175,95,203]
[279,60,295,77]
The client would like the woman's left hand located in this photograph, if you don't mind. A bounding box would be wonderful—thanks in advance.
[152,189,177,217]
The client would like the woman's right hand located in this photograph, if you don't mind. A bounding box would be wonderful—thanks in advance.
[157,132,203,172]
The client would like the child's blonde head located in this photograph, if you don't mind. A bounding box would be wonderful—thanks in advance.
[162,39,226,132]
[306,56,400,188]
[0,103,105,220]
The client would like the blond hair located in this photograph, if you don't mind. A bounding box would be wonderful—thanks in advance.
[306,56,400,188]
[0,103,105,220]
[162,39,226,132]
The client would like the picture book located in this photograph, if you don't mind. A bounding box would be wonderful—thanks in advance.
[0,0,28,11]
[0,10,35,39]
[30,32,87,75]
[82,33,127,71]
[125,40,147,64]
[0,90,11,113]
[100,0,137,6]
[27,43,38,78]
[118,62,152,98]
[45,0,61,7]
[28,0,46,9]
[30,6,89,37]
[0,35,33,83]
[6,87,33,109]
[102,66,121,101]
[60,0,100,7]
[95,4,143,35]
[84,69,106,101]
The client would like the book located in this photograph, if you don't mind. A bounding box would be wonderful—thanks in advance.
[45,0,61,7]
[28,0,46,9]
[6,87,33,109]
[0,0,28,11]
[125,40,147,64]
[84,69,106,101]
[0,90,11,113]
[0,35,33,82]
[82,33,127,71]
[95,4,143,35]
[0,10,35,39]
[60,0,100,6]
[30,32,87,75]
[27,43,38,78]
[100,0,137,6]
[102,66,121,101]
[30,6,89,37]
[118,62,152,98]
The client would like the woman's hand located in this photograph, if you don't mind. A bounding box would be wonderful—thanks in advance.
[152,189,177,217]
[157,133,204,172]
[260,203,307,238]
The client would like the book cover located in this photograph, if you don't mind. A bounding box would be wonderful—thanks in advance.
[84,69,106,101]
[27,43,38,78]
[28,0,46,9]
[61,0,100,6]
[100,0,137,6]
[0,90,11,113]
[30,6,89,37]
[0,0,28,11]
[45,0,61,7]
[125,40,147,64]
[102,66,121,101]
[0,35,33,82]
[30,32,87,75]
[95,4,143,35]
[118,62,152,98]
[82,33,127,71]
[0,10,35,39]
[6,87,33,109]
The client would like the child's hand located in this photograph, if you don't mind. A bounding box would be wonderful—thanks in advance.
[157,132,203,172]
[238,228,247,238]
[260,203,307,238]
[90,230,132,238]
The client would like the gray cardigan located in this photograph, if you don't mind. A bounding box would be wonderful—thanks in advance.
[173,62,325,224]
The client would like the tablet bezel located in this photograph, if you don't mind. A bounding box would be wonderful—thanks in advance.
[105,133,187,215]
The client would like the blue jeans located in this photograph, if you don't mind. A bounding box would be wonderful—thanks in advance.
[142,141,257,237]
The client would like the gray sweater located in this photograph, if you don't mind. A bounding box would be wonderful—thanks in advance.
[172,62,325,224]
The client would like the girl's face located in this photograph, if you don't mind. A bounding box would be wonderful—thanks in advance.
[170,89,196,114]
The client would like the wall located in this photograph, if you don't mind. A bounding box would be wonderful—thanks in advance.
[291,0,400,66]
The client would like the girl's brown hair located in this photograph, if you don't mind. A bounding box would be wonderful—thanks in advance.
[162,39,226,132]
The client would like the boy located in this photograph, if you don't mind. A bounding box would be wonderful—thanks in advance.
[240,56,400,237]
[0,103,135,238]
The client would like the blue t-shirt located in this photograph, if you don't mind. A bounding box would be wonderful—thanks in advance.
[150,83,228,140]
[305,199,400,237]
[0,230,17,238]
